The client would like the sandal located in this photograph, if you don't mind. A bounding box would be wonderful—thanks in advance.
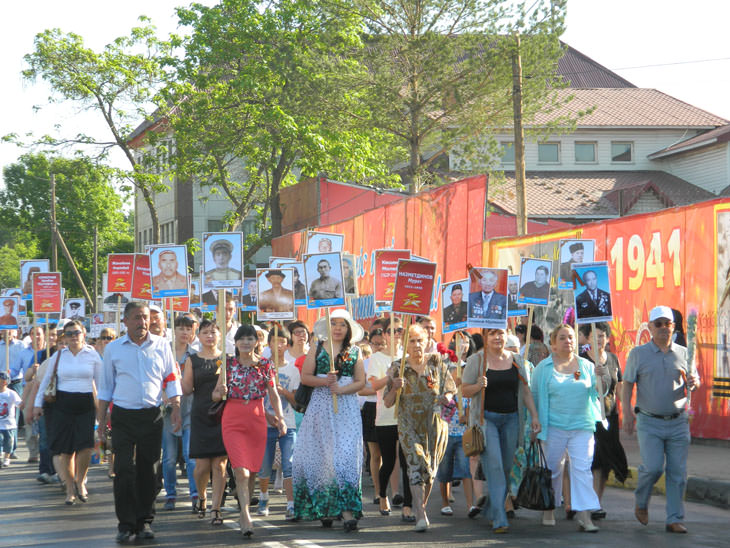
[197,498,207,519]
[210,509,223,525]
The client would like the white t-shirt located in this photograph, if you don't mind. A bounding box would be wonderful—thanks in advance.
[0,389,22,430]
[225,322,240,356]
[264,362,301,429]
[368,350,402,427]
[361,357,377,403]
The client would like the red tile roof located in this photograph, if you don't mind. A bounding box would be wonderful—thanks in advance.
[490,170,715,218]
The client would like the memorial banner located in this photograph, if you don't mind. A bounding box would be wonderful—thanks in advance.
[106,254,135,296]
[32,272,62,314]
[374,249,411,312]
[131,253,152,300]
[391,259,437,316]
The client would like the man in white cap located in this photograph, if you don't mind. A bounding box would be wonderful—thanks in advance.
[621,305,699,534]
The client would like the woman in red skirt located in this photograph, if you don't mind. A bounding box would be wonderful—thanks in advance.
[212,324,286,537]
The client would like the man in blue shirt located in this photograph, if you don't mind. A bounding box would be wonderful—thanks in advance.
[1,330,33,457]
[97,302,182,544]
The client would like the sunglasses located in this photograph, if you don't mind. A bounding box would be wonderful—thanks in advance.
[99,336,114,341]
[653,320,673,328]
[64,330,83,337]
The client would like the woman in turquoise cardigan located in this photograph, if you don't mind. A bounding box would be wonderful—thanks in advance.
[531,324,609,533]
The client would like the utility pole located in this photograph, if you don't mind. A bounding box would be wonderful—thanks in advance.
[512,33,528,236]
[93,224,99,312]
[50,174,58,270]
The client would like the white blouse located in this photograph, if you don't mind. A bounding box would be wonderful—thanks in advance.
[34,345,102,407]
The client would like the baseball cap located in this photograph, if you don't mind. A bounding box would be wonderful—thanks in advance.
[649,306,673,323]
[505,334,520,349]
[149,304,163,314]
[0,371,9,380]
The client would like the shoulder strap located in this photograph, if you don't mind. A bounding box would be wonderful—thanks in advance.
[51,348,63,378]
[511,356,528,386]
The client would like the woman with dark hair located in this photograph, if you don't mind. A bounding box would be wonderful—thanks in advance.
[33,320,101,505]
[212,324,286,537]
[292,309,366,531]
[181,319,227,523]
[579,322,628,519]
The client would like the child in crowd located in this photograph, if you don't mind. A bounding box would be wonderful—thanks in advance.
[0,371,22,467]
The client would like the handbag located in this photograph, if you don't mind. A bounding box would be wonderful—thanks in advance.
[462,424,485,457]
[43,350,63,403]
[208,399,226,423]
[515,441,555,511]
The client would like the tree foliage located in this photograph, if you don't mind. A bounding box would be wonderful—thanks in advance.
[343,0,573,192]
[166,0,402,246]
[0,153,133,297]
[18,21,173,243]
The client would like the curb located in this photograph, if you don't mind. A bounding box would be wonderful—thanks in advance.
[607,467,730,509]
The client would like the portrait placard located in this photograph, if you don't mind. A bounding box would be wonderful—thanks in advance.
[64,298,86,320]
[342,254,358,297]
[466,267,508,330]
[391,259,437,316]
[374,249,411,312]
[280,262,306,305]
[0,295,20,330]
[256,268,295,321]
[517,258,553,306]
[189,277,201,308]
[507,275,528,318]
[306,231,344,255]
[0,289,26,316]
[202,232,243,289]
[303,252,345,309]
[20,259,50,300]
[240,278,258,311]
[441,279,469,333]
[558,239,595,290]
[269,257,293,268]
[32,272,63,314]
[573,261,613,324]
[150,245,189,298]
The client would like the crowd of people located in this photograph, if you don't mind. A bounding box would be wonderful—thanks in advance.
[0,302,698,542]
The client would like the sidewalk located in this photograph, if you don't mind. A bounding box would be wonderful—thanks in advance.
[606,431,730,508]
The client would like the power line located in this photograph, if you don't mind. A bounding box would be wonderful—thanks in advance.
[613,57,730,71]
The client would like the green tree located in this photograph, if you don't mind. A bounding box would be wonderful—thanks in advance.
[17,20,174,243]
[345,0,574,192]
[168,0,401,246]
[0,153,133,298]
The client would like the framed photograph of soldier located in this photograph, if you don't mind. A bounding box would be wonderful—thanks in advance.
[240,278,258,311]
[64,298,86,320]
[280,262,306,305]
[507,275,528,318]
[256,268,295,321]
[303,252,346,309]
[441,279,468,333]
[557,239,595,290]
[0,289,26,315]
[0,295,20,330]
[202,232,244,289]
[342,254,358,297]
[189,277,201,307]
[573,261,613,324]
[466,267,509,330]
[305,231,344,255]
[150,245,189,298]
[269,257,293,269]
[20,259,50,300]
[517,257,553,306]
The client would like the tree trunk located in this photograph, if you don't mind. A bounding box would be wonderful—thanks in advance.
[139,184,161,244]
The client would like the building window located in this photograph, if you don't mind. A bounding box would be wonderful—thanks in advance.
[574,142,597,163]
[611,141,633,162]
[500,142,515,164]
[538,142,560,163]
[208,219,224,233]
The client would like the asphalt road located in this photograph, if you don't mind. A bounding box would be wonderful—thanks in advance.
[1,455,728,548]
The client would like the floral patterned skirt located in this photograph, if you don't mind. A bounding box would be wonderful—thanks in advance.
[398,404,448,485]
[292,377,363,520]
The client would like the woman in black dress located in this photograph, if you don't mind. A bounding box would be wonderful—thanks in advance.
[182,319,228,525]
[579,322,628,519]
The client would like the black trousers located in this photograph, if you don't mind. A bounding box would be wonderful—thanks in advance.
[376,424,412,508]
[111,406,163,533]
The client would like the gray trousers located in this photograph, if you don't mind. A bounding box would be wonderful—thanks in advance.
[635,413,690,524]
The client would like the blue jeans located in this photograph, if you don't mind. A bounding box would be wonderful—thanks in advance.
[635,413,690,524]
[480,410,519,529]
[258,427,296,479]
[162,425,197,500]
[437,435,471,483]
[37,416,55,475]
[0,429,13,454]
